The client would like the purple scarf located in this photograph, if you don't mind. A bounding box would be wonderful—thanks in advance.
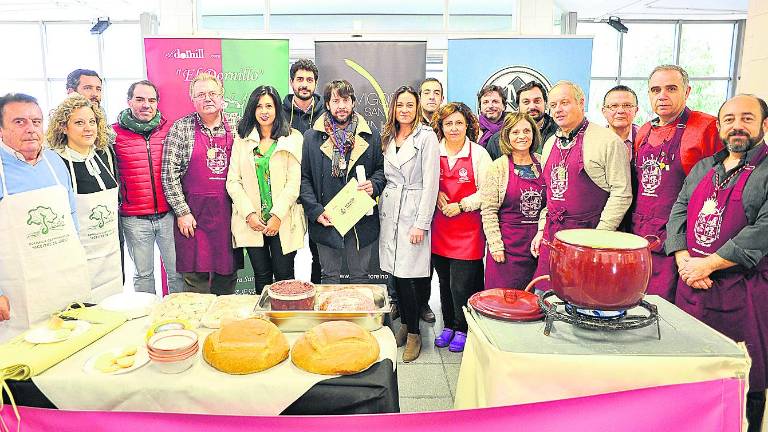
[478,114,504,147]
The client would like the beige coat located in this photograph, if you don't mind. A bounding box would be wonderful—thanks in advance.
[226,128,306,253]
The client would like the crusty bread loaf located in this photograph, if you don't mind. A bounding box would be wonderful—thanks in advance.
[291,321,380,375]
[203,317,289,374]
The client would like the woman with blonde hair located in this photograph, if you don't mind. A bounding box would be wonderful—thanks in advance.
[227,85,306,294]
[47,94,121,302]
[379,86,440,362]
[481,112,545,289]
[431,102,491,352]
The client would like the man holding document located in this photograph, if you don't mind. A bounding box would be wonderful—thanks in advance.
[300,80,385,284]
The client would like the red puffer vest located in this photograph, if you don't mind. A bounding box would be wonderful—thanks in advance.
[112,116,171,216]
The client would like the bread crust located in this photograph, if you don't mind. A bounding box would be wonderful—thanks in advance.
[291,321,380,375]
[203,318,289,374]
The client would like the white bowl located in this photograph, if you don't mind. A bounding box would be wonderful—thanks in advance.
[151,352,197,374]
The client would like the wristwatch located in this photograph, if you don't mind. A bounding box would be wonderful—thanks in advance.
[457,201,464,212]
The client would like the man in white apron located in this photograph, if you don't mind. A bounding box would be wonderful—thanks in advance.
[0,93,89,341]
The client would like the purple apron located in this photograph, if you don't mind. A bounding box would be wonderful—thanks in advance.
[676,144,768,392]
[534,121,609,291]
[485,157,545,290]
[631,108,691,302]
[174,116,235,274]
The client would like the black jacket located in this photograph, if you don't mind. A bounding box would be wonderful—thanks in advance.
[485,113,559,160]
[300,113,386,250]
[282,94,326,134]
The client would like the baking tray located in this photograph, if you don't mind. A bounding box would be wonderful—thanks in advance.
[254,284,390,332]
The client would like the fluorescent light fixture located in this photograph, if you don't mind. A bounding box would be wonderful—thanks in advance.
[90,17,111,35]
[607,16,628,33]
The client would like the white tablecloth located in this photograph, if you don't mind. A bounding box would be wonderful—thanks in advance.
[32,317,397,415]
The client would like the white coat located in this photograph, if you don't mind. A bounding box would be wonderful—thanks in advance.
[378,124,440,278]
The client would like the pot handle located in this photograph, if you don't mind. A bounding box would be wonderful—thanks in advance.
[644,235,661,250]
[540,237,553,250]
[524,275,550,293]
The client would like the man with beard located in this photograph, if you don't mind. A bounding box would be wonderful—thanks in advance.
[630,65,721,302]
[486,81,557,159]
[299,80,385,284]
[666,94,768,432]
[476,85,506,148]
[602,85,640,157]
[530,81,632,293]
[419,78,444,126]
[282,59,325,284]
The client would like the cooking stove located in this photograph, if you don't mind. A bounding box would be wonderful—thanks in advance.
[537,290,661,339]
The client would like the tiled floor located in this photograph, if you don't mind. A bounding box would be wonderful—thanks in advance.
[390,277,462,413]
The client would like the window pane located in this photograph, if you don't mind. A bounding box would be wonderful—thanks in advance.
[199,0,265,30]
[680,23,734,77]
[0,80,48,124]
[0,24,44,79]
[687,80,730,117]
[47,79,69,116]
[577,22,619,77]
[449,1,516,32]
[45,23,100,78]
[619,80,652,126]
[585,80,617,126]
[271,15,444,32]
[102,79,141,124]
[102,24,144,78]
[621,23,675,78]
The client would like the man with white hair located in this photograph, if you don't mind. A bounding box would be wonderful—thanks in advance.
[162,73,240,294]
[531,81,632,292]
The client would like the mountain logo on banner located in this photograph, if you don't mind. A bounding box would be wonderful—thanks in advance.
[481,66,552,112]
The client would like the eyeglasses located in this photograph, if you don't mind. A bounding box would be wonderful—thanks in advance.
[193,91,222,101]
[603,103,637,112]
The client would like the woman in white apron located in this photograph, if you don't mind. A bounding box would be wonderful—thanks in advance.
[46,95,122,302]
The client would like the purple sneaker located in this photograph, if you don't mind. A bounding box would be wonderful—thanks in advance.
[449,331,467,352]
[434,328,454,348]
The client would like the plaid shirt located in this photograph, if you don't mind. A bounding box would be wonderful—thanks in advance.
[161,111,239,216]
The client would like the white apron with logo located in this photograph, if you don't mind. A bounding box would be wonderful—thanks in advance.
[0,153,90,342]
[66,148,123,303]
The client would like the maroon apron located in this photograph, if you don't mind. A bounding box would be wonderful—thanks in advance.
[676,144,768,392]
[485,157,545,289]
[432,143,485,260]
[174,116,235,274]
[631,108,691,302]
[533,121,609,291]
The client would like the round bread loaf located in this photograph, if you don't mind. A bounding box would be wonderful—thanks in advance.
[291,321,380,375]
[203,317,289,374]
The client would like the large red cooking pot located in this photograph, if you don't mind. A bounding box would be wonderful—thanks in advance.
[539,229,660,310]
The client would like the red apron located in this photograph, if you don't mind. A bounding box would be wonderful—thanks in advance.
[631,108,690,302]
[534,121,609,290]
[485,158,545,289]
[432,142,485,260]
[676,144,768,392]
[174,115,235,274]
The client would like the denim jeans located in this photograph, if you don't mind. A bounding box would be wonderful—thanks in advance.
[121,213,184,294]
[316,235,373,284]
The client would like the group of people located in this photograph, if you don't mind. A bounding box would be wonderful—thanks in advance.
[0,59,766,429]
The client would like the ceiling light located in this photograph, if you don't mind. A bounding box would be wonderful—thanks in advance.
[90,17,111,35]
[607,16,628,33]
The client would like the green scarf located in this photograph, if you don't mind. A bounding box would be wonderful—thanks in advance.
[118,108,161,136]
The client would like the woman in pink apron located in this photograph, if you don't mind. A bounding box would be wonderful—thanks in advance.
[482,112,545,290]
[431,103,492,352]
[630,108,690,302]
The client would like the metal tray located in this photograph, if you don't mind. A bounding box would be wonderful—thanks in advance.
[254,284,390,332]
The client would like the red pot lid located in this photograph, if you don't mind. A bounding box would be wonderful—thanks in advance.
[469,288,545,322]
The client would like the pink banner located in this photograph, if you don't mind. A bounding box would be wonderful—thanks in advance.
[2,379,743,432]
[144,38,223,124]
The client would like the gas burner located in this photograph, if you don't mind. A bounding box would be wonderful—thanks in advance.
[537,290,661,339]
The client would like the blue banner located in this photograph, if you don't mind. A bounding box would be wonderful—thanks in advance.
[447,38,593,112]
